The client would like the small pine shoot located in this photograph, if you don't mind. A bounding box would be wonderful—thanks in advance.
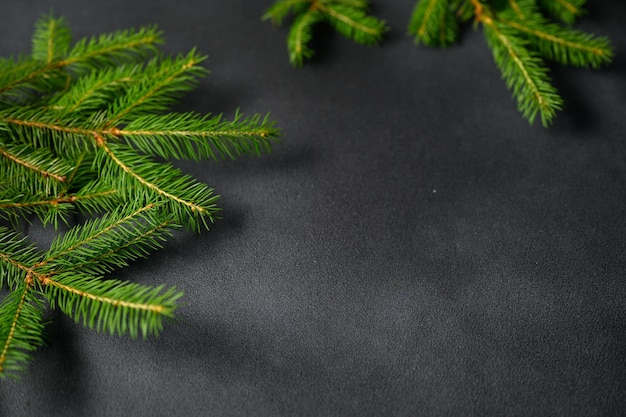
[0,15,280,379]
[408,0,613,126]
[263,0,388,67]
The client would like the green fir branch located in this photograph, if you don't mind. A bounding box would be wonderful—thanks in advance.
[94,141,220,231]
[51,65,139,114]
[32,14,72,63]
[318,3,388,45]
[63,25,163,73]
[536,0,586,25]
[0,284,46,379]
[0,57,65,104]
[0,142,72,193]
[0,14,279,378]
[0,108,99,156]
[482,19,563,126]
[264,0,388,67]
[44,273,182,338]
[40,203,176,276]
[408,0,612,126]
[263,0,312,25]
[0,228,43,290]
[106,50,208,124]
[498,9,613,68]
[287,10,324,67]
[0,186,119,228]
[452,0,475,22]
[121,111,279,161]
[0,25,161,103]
[409,0,457,47]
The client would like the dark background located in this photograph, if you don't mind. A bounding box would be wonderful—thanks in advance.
[1,1,625,416]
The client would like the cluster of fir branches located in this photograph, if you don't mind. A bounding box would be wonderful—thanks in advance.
[0,15,279,379]
[265,0,613,127]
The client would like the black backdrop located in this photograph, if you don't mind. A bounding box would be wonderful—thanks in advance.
[1,1,625,416]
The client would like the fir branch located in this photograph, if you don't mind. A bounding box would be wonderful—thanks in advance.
[408,0,612,126]
[409,0,457,47]
[0,25,161,100]
[263,0,312,25]
[0,14,279,378]
[39,204,175,276]
[499,10,612,68]
[0,57,65,104]
[43,273,181,338]
[482,18,563,126]
[537,0,586,25]
[0,142,70,192]
[94,140,220,231]
[317,3,388,45]
[106,50,208,124]
[62,25,163,72]
[0,191,68,228]
[120,111,278,161]
[507,0,526,20]
[265,0,388,67]
[52,65,138,114]
[0,187,118,228]
[0,106,110,153]
[60,182,120,215]
[0,228,43,290]
[452,0,475,22]
[32,14,72,64]
[0,282,46,379]
[288,10,324,67]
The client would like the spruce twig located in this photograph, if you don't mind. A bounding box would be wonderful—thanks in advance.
[0,15,280,379]
[263,0,388,67]
[408,0,613,126]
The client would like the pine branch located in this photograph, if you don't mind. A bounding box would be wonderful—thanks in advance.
[44,273,181,338]
[498,9,612,68]
[409,0,457,47]
[0,142,71,193]
[32,14,72,64]
[288,10,324,67]
[318,3,388,45]
[94,141,220,231]
[0,108,101,155]
[62,25,163,72]
[0,283,46,379]
[0,14,280,378]
[264,0,388,67]
[263,0,312,25]
[408,0,612,126]
[482,19,562,126]
[52,65,138,114]
[120,111,279,161]
[106,50,208,124]
[452,0,475,22]
[0,228,43,290]
[0,207,182,341]
[0,186,118,228]
[40,204,176,276]
[537,0,586,25]
[0,190,69,228]
[0,57,65,104]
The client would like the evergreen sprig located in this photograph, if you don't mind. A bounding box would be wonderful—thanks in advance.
[408,0,613,126]
[263,0,388,67]
[0,15,280,379]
